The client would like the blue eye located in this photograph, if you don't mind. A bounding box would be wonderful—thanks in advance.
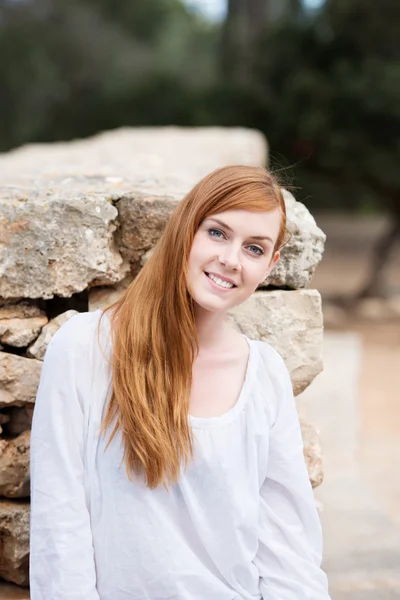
[208,228,225,238]
[248,245,264,256]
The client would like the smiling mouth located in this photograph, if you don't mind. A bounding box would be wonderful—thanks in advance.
[204,272,237,290]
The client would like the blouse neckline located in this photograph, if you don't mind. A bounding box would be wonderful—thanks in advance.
[189,335,257,428]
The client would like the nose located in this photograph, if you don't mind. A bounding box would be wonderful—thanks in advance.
[218,244,242,271]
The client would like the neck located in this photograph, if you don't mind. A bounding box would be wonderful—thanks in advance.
[194,305,233,352]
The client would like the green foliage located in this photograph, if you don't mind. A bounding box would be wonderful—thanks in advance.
[213,0,400,211]
[0,0,218,148]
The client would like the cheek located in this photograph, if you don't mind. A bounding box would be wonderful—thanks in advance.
[188,241,205,276]
[243,258,270,283]
[189,235,213,267]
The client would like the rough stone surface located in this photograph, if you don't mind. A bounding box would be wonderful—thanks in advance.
[27,310,79,360]
[88,275,133,312]
[0,127,267,195]
[0,303,43,320]
[0,192,127,300]
[0,353,42,408]
[0,501,30,586]
[227,289,323,395]
[0,316,48,348]
[300,421,324,489]
[266,189,326,289]
[0,432,30,498]
[116,194,180,273]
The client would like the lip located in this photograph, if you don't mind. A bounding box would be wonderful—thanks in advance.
[205,271,238,286]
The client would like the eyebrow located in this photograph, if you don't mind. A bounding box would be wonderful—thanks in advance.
[206,218,274,243]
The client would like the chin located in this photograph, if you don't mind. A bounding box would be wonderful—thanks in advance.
[190,291,228,313]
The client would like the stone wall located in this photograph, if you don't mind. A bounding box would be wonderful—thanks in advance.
[0,127,326,590]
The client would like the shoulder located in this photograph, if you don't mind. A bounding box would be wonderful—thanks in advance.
[250,339,293,419]
[251,339,288,376]
[46,309,111,360]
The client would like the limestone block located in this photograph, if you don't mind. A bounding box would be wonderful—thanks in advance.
[0,316,48,348]
[115,193,179,272]
[0,353,42,408]
[0,194,127,300]
[301,421,323,489]
[228,289,323,395]
[0,431,30,498]
[267,189,326,289]
[88,275,133,312]
[0,303,43,320]
[0,127,267,195]
[0,303,47,347]
[27,310,78,360]
[0,501,30,586]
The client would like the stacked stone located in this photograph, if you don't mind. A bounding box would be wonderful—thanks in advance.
[0,127,325,591]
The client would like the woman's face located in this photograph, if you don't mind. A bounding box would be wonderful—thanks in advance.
[187,209,281,314]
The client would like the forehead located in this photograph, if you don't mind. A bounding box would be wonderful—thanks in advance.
[205,209,281,238]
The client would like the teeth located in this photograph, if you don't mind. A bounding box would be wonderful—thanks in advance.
[207,273,234,288]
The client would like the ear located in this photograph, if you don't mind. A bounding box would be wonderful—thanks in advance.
[261,250,280,283]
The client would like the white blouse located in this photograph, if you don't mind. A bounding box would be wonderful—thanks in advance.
[30,310,330,600]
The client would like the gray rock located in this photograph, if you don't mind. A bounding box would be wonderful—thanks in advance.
[227,289,323,395]
[0,192,127,300]
[0,353,42,408]
[116,193,180,273]
[267,189,326,289]
[0,501,30,586]
[0,316,48,348]
[0,302,43,320]
[0,126,267,196]
[0,431,30,498]
[27,309,79,360]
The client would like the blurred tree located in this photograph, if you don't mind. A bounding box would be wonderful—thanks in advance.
[221,0,301,79]
[0,0,218,149]
[245,0,400,296]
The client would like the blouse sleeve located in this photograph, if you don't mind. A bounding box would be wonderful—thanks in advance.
[29,316,100,600]
[254,344,331,599]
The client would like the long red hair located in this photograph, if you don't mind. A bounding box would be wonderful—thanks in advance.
[100,166,288,489]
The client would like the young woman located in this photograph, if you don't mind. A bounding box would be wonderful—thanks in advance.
[30,166,331,599]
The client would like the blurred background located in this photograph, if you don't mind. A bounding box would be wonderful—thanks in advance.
[0,0,399,598]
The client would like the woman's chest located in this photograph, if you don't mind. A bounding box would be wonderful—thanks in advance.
[189,353,248,418]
